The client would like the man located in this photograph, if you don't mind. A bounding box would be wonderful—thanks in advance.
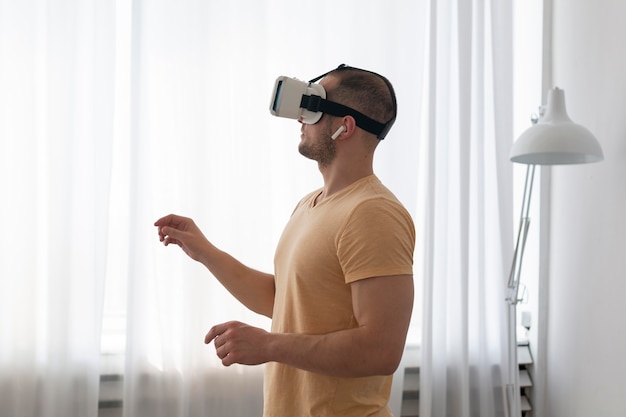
[155,65,415,416]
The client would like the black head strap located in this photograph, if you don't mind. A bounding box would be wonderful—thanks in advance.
[299,95,386,137]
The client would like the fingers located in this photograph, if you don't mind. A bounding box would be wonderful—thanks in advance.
[204,321,238,344]
[154,213,181,227]
[153,214,170,227]
[205,323,231,366]
[155,214,175,243]
[154,214,189,245]
[161,226,184,246]
[154,214,191,231]
[205,322,248,366]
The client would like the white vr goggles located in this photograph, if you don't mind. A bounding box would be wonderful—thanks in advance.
[269,64,396,140]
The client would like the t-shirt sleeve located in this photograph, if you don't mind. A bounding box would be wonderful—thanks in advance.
[337,198,416,283]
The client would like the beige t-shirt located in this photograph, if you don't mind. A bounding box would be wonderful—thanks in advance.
[264,175,415,417]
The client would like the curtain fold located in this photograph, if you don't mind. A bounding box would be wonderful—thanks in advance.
[419,0,514,416]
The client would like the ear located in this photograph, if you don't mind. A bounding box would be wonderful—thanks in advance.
[334,116,357,140]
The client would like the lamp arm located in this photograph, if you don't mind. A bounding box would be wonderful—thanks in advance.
[507,164,536,305]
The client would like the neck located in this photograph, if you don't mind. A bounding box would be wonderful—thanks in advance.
[316,157,374,204]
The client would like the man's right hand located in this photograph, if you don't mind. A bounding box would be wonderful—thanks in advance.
[154,214,212,264]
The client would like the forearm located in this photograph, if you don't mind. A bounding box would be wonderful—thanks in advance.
[200,244,275,318]
[266,326,403,378]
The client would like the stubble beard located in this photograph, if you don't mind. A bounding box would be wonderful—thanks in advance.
[298,125,337,168]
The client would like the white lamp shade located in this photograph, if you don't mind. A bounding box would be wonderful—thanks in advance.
[510,88,604,165]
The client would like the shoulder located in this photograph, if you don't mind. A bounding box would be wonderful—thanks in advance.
[339,178,416,248]
[347,177,414,229]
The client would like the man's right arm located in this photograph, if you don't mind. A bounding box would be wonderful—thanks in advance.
[154,214,275,318]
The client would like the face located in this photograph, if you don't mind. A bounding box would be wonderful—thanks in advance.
[297,76,339,167]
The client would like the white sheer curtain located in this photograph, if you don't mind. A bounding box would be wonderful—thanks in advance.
[418,1,514,416]
[0,1,114,416]
[1,1,427,416]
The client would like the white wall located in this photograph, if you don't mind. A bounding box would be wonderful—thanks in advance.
[542,1,626,416]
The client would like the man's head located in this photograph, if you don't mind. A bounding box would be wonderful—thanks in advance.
[297,66,397,166]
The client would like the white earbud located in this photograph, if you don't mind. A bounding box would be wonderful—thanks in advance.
[331,125,346,140]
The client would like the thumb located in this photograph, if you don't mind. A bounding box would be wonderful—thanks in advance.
[205,323,225,344]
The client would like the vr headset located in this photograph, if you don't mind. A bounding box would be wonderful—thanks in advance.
[269,64,396,140]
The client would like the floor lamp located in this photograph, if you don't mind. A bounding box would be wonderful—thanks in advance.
[505,87,603,417]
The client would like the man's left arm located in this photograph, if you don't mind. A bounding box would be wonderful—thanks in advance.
[205,273,414,378]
